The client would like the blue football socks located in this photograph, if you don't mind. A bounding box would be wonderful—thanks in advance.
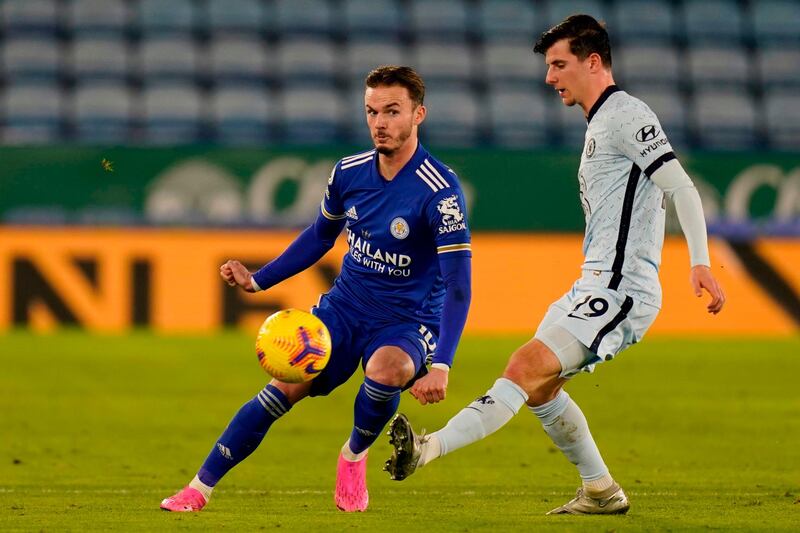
[348,377,402,455]
[197,384,291,486]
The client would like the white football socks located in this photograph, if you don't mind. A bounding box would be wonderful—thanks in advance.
[189,475,213,502]
[529,390,612,493]
[424,378,528,464]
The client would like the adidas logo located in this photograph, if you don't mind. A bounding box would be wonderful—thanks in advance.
[346,206,358,220]
[217,443,233,461]
[355,426,376,437]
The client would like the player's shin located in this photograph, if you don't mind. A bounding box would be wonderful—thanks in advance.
[530,390,615,495]
[196,384,292,493]
[425,378,528,465]
[345,377,402,459]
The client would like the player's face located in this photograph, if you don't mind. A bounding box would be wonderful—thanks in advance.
[544,38,590,108]
[365,85,425,156]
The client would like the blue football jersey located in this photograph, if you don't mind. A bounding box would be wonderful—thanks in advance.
[320,143,471,327]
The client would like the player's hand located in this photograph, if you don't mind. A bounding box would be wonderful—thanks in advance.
[409,368,448,405]
[220,260,255,292]
[690,265,725,314]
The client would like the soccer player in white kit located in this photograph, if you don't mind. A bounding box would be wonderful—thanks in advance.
[384,14,726,515]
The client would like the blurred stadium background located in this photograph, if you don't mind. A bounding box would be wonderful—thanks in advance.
[1,1,799,530]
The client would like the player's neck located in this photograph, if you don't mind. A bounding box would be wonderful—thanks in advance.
[377,139,419,181]
[581,75,617,118]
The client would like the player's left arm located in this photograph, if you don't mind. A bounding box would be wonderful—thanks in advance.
[410,177,472,405]
[612,104,725,314]
[650,160,725,314]
[411,255,472,405]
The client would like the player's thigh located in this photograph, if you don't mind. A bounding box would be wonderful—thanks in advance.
[307,299,364,397]
[502,337,567,405]
[364,322,436,389]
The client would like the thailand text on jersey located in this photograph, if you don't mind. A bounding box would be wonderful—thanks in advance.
[320,143,471,325]
[579,85,676,308]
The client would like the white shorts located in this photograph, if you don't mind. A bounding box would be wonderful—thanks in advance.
[535,276,659,378]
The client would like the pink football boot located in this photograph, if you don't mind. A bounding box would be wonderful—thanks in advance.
[335,452,369,512]
[160,486,208,512]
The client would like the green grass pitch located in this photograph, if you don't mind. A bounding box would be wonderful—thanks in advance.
[1,331,799,531]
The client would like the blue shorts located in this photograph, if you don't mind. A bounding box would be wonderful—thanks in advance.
[308,294,438,397]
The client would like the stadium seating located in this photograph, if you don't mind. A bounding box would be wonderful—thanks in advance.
[1,36,61,81]
[693,90,759,150]
[477,0,542,42]
[682,0,745,43]
[612,0,675,42]
[70,36,129,81]
[73,82,133,143]
[141,83,205,144]
[764,89,800,150]
[342,0,403,39]
[204,0,265,35]
[67,0,129,36]
[2,83,64,143]
[211,86,275,144]
[488,86,550,148]
[0,0,797,150]
[1,0,59,34]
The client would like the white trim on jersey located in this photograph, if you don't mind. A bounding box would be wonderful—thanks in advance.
[437,243,471,254]
[423,160,450,188]
[416,169,440,191]
[341,149,375,163]
[415,159,450,192]
[320,200,346,220]
[341,154,374,169]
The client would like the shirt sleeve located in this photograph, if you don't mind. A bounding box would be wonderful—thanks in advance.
[320,162,346,222]
[610,102,677,179]
[432,254,471,367]
[425,179,472,258]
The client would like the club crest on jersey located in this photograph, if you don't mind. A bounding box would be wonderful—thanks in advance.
[390,217,410,239]
[585,137,596,158]
[635,124,660,143]
[437,195,466,234]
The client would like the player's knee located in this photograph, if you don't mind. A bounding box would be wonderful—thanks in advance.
[502,340,561,396]
[365,346,416,387]
[269,379,310,406]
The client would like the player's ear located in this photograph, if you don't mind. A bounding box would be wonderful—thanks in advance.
[587,52,602,72]
[414,104,426,125]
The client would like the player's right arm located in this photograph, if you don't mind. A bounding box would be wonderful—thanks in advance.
[221,163,347,293]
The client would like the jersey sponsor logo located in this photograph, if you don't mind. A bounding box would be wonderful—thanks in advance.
[346,205,359,220]
[346,228,412,277]
[635,124,661,143]
[390,217,409,239]
[437,195,466,234]
[639,137,670,158]
[585,137,596,158]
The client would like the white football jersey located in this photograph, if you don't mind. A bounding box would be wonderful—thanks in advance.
[578,86,676,308]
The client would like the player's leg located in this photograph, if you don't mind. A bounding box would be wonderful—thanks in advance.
[336,344,417,512]
[162,299,350,512]
[387,338,561,479]
[513,327,627,514]
[385,293,574,479]
[160,380,309,512]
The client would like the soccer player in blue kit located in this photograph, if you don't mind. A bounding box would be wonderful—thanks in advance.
[161,66,472,513]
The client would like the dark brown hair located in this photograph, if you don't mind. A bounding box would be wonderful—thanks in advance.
[533,14,612,67]
[365,65,425,106]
